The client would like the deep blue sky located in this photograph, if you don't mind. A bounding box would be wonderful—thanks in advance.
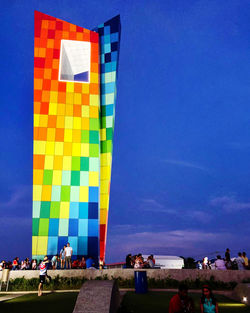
[1,0,250,263]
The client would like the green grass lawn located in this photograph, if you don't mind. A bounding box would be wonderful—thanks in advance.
[0,291,249,313]
[0,292,78,313]
[119,291,250,313]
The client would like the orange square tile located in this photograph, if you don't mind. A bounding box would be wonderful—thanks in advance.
[38,127,47,141]
[34,90,42,102]
[44,68,52,79]
[41,185,52,201]
[41,28,48,39]
[83,33,90,41]
[42,90,50,102]
[74,84,82,93]
[73,105,81,117]
[48,20,56,29]
[55,128,64,142]
[76,33,83,40]
[52,59,59,70]
[38,48,46,58]
[45,58,53,68]
[40,38,47,48]
[47,39,54,48]
[72,129,81,142]
[69,32,76,40]
[89,106,99,118]
[43,79,51,90]
[41,19,49,29]
[82,94,89,105]
[34,47,39,57]
[54,39,61,49]
[34,37,40,48]
[34,102,41,114]
[46,48,53,59]
[63,23,70,31]
[55,30,62,40]
[48,115,57,128]
[62,31,69,39]
[69,24,76,32]
[34,78,43,90]
[58,82,66,92]
[90,83,99,94]
[51,80,58,91]
[33,154,45,169]
[34,68,44,79]
[51,69,58,80]
[91,62,99,73]
[34,127,39,140]
[58,92,66,103]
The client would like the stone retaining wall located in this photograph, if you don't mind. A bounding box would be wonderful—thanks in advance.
[1,269,250,283]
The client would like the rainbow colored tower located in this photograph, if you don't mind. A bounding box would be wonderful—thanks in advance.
[32,11,121,262]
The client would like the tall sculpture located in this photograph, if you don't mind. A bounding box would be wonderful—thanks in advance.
[32,11,121,262]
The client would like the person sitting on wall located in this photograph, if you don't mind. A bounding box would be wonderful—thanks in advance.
[125,254,133,268]
[86,256,95,269]
[242,252,249,269]
[79,256,86,269]
[169,283,195,313]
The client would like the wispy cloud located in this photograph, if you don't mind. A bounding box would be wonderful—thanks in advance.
[210,196,250,212]
[0,186,31,211]
[140,198,176,214]
[164,159,208,172]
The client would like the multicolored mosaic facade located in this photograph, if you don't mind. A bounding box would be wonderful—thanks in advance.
[32,11,121,262]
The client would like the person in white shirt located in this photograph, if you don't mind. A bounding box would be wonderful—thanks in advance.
[214,255,226,270]
[65,243,73,269]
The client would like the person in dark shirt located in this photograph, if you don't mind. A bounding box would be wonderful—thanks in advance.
[169,284,195,313]
[225,248,231,269]
[125,254,133,268]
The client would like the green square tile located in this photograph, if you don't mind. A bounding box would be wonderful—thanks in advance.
[72,157,80,171]
[71,171,80,186]
[89,118,99,130]
[61,186,70,201]
[101,106,106,117]
[106,140,112,153]
[32,218,39,236]
[101,117,106,128]
[40,202,50,218]
[81,130,89,143]
[101,141,107,153]
[39,218,49,236]
[43,170,53,185]
[50,202,60,218]
[80,157,89,171]
[89,131,99,144]
[89,144,99,157]
[106,128,113,140]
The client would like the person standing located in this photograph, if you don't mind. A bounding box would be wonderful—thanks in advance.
[200,285,219,313]
[65,243,73,269]
[236,252,245,270]
[242,252,248,269]
[214,255,226,270]
[38,256,50,296]
[225,248,231,269]
[169,284,195,313]
[60,245,66,269]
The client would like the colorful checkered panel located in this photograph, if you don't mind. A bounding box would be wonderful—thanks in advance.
[94,16,121,260]
[32,11,121,262]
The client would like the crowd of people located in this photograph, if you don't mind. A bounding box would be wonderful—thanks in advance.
[197,249,249,270]
[125,253,155,268]
[0,243,99,271]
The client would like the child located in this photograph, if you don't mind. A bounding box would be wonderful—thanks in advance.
[38,256,51,296]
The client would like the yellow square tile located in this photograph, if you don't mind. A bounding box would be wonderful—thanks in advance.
[41,185,52,201]
[100,209,107,224]
[72,129,81,143]
[100,194,109,210]
[72,143,81,156]
[50,91,58,103]
[100,180,109,194]
[45,141,55,155]
[66,82,74,93]
[33,169,44,185]
[53,155,63,170]
[34,114,40,127]
[49,102,57,115]
[89,171,99,186]
[65,104,73,116]
[73,117,81,129]
[32,236,38,255]
[63,156,72,170]
[64,142,72,156]
[65,116,73,129]
[66,93,74,104]
[64,129,72,142]
[39,115,48,127]
[57,103,66,116]
[60,202,70,218]
[34,140,46,155]
[90,94,99,107]
[74,93,82,104]
[56,116,65,128]
[33,185,42,201]
[52,170,62,185]
[100,129,106,141]
[82,83,89,94]
[36,237,48,255]
[81,143,89,157]
[90,72,99,84]
[101,166,111,180]
[79,186,88,202]
[44,155,54,169]
[81,105,89,118]
[55,142,64,155]
[47,128,56,141]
